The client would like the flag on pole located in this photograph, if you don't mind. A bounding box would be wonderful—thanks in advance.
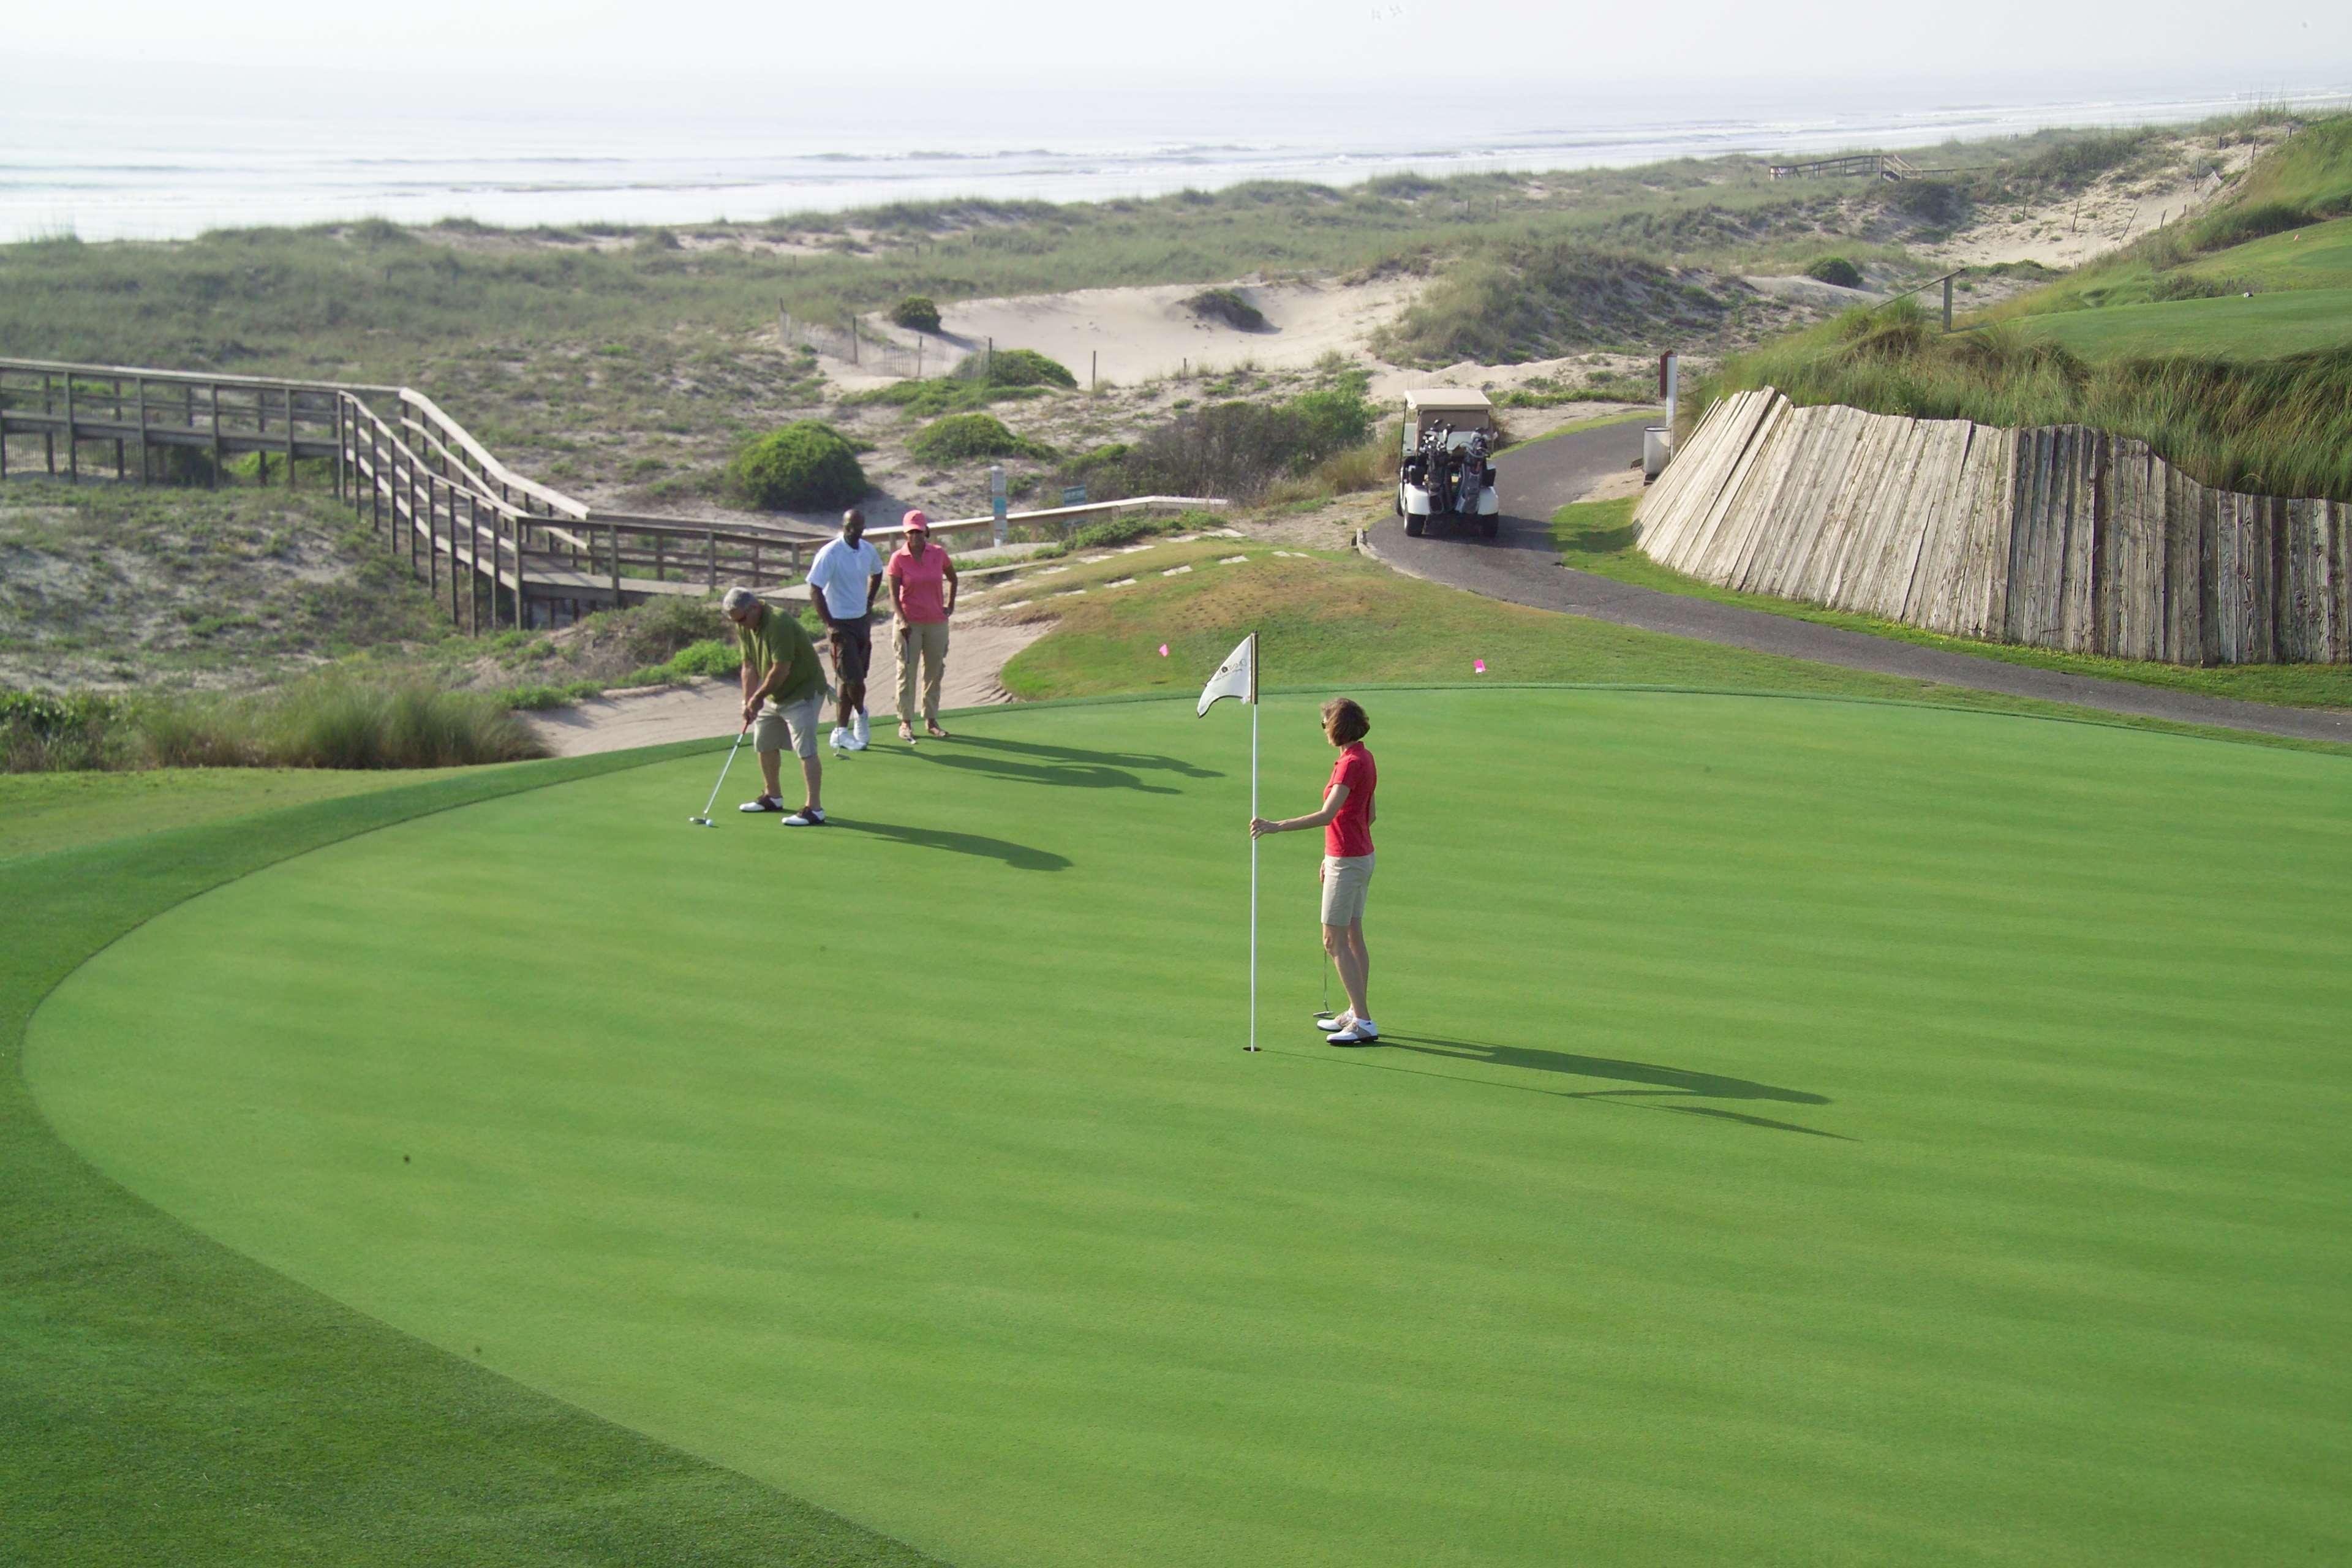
[1196,633,1256,715]
[1197,633,1261,1052]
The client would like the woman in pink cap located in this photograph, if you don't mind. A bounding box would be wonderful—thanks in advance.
[884,510,959,742]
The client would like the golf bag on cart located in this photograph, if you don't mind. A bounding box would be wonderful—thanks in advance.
[1400,422,1501,538]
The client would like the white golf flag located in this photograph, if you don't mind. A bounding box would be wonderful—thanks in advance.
[1196,633,1257,716]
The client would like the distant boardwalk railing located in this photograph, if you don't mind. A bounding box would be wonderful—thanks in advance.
[1638,388,2348,666]
[0,357,1224,631]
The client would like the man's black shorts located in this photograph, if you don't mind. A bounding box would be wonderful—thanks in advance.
[829,619,873,684]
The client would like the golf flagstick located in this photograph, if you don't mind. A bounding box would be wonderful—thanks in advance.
[1196,632,1261,1052]
[1250,685,1259,1054]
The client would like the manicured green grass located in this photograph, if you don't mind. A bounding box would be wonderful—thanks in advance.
[999,534,2352,745]
[1553,498,2352,713]
[0,765,452,861]
[25,691,2352,1566]
[2017,286,2352,361]
[2184,214,2352,291]
[1,744,940,1566]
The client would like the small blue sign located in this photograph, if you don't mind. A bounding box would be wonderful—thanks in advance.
[1062,485,1088,507]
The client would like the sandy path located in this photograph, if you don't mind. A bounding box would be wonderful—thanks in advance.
[522,617,1047,758]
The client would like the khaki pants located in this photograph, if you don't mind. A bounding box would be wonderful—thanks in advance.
[894,619,950,726]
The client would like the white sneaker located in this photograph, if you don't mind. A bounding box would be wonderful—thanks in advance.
[739,795,782,813]
[853,712,871,747]
[1325,1019,1379,1045]
[1314,1011,1353,1034]
[782,806,827,827]
[841,732,869,752]
[830,726,851,752]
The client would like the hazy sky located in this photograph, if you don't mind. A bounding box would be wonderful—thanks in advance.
[9,0,2349,90]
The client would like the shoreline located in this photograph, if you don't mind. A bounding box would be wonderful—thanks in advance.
[9,83,2347,245]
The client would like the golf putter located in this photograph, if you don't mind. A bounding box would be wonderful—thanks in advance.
[689,725,751,826]
[1315,949,1341,1027]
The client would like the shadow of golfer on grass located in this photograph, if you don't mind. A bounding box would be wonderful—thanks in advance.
[1371,1034,1847,1140]
[951,733,1222,779]
[825,818,1071,872]
[913,751,1180,794]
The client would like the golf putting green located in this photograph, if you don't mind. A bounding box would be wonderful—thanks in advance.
[27,690,2352,1566]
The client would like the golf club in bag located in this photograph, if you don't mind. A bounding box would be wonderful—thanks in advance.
[689,725,752,826]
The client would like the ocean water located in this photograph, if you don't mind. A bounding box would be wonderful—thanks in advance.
[2,70,2346,243]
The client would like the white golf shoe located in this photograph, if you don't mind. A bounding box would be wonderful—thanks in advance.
[830,726,851,752]
[782,806,827,827]
[852,712,871,748]
[1324,1019,1379,1046]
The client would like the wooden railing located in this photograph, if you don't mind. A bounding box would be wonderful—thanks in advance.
[3,355,1229,631]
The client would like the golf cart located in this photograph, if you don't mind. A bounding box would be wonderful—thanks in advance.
[1396,388,1500,539]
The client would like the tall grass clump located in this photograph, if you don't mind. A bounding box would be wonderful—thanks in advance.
[1071,372,1379,502]
[1708,312,2352,501]
[2,679,541,774]
[0,691,126,772]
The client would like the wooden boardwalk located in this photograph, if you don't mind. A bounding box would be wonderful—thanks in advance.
[1,358,1224,632]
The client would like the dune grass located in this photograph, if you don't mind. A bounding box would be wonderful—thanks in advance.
[1702,114,2352,501]
[1708,301,2352,502]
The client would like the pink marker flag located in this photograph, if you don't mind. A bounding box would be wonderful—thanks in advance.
[1158,643,1169,657]
[1474,658,1487,674]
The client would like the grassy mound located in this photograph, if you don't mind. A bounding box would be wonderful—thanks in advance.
[905,412,1055,464]
[959,345,1076,390]
[728,421,868,510]
[888,295,941,332]
[1182,287,1268,331]
[1375,243,1754,364]
[1803,255,1864,288]
[28,692,2352,1566]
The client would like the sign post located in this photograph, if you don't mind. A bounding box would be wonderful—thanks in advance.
[990,464,1008,546]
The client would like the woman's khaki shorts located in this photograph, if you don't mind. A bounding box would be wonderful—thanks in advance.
[1321,853,1375,927]
[752,692,825,760]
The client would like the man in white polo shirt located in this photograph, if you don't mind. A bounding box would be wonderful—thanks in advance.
[805,507,885,752]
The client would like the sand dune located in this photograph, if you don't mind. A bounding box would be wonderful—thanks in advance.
[917,274,1423,387]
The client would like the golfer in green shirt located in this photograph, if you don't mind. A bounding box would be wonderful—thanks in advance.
[723,586,829,827]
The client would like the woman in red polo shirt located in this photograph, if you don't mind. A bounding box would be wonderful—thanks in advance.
[1251,697,1378,1044]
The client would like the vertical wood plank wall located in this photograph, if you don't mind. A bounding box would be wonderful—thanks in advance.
[1634,388,2346,666]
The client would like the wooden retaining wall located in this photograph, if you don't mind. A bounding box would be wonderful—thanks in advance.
[1635,388,2347,665]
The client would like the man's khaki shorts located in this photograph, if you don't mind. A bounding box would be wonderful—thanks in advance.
[752,692,824,760]
[1321,853,1375,927]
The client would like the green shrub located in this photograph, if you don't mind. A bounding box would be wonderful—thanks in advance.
[954,347,1076,390]
[1067,442,1133,474]
[890,295,943,332]
[1804,256,1866,289]
[907,412,1055,464]
[728,421,868,510]
[0,690,125,772]
[1183,287,1268,331]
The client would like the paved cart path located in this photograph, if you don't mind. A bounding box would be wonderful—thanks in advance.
[1365,420,2352,745]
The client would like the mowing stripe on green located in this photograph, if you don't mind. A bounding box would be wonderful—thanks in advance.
[26,692,2352,1566]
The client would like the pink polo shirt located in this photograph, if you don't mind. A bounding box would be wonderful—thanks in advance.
[886,540,952,623]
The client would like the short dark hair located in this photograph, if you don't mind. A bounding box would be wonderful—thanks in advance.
[1321,697,1370,745]
[842,507,865,529]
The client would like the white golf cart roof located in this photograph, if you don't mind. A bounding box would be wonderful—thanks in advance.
[1404,388,1494,415]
